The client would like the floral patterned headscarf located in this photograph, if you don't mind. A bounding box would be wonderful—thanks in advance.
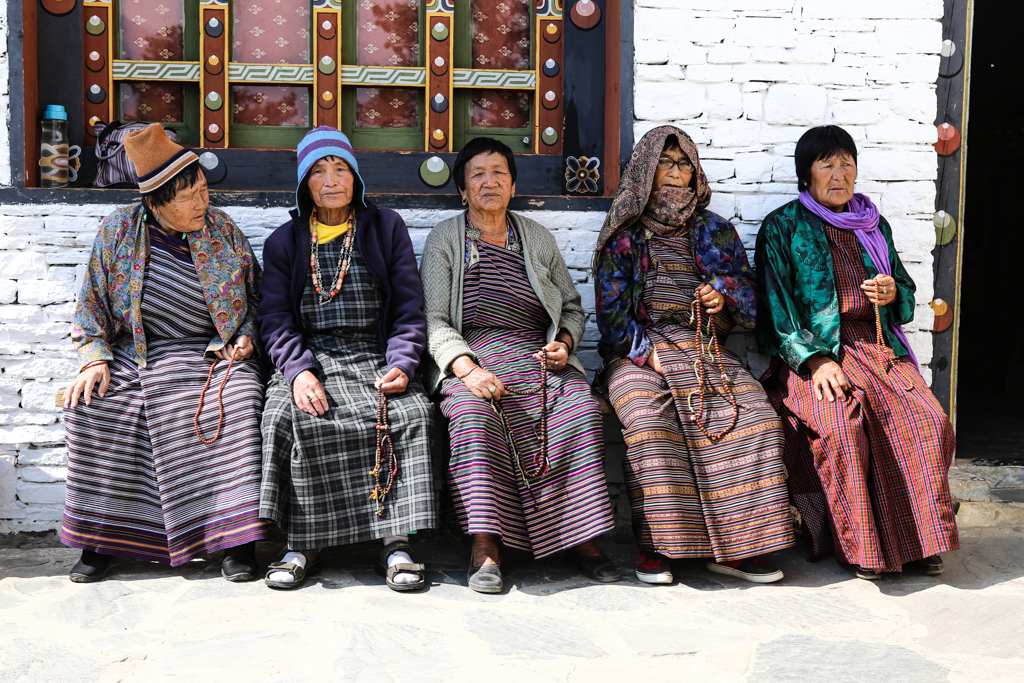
[594,125,711,257]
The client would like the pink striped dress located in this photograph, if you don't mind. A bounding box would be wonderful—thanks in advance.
[439,238,614,558]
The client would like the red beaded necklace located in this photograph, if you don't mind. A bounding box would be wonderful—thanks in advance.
[310,209,356,305]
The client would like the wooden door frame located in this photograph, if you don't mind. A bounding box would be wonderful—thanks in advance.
[931,0,974,424]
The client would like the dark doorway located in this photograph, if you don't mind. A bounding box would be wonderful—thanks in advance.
[955,2,1024,462]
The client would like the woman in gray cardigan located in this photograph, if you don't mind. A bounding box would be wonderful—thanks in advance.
[421,137,618,594]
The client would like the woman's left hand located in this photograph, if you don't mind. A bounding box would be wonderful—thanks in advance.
[860,275,897,307]
[534,340,570,371]
[375,367,409,395]
[215,335,254,361]
[695,284,725,314]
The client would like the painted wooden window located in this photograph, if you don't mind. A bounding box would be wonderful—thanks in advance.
[25,0,624,196]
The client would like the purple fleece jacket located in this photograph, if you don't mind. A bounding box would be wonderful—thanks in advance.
[257,202,426,383]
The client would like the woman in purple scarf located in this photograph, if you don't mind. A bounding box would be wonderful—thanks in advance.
[755,125,958,579]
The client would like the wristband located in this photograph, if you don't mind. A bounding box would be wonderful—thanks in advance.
[553,339,572,353]
[457,365,479,380]
[82,360,108,371]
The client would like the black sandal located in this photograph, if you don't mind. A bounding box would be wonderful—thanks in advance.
[375,540,426,592]
[265,552,320,590]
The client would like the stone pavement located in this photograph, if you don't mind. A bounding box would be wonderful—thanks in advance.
[1,529,1022,683]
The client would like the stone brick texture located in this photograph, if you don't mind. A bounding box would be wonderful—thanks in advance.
[0,0,945,531]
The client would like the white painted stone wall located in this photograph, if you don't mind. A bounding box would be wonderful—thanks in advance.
[634,0,944,379]
[0,0,947,532]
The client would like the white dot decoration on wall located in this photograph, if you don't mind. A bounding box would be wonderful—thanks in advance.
[431,22,449,41]
[941,39,956,57]
[419,155,451,188]
[430,93,449,113]
[205,92,223,110]
[319,56,336,75]
[570,0,602,30]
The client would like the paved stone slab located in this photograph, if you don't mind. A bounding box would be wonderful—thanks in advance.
[0,530,1021,682]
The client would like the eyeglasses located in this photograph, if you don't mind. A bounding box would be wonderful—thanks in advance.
[657,157,695,173]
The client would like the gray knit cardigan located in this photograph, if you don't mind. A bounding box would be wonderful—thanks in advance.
[420,211,586,392]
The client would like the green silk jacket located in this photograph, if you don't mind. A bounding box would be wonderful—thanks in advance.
[754,199,916,372]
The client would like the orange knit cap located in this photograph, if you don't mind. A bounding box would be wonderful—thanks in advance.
[123,124,199,195]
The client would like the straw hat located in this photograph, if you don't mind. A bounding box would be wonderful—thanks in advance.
[123,123,199,195]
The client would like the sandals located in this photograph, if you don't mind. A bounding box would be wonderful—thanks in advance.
[375,539,426,592]
[265,552,321,590]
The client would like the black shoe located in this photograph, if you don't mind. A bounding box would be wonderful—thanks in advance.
[707,557,784,584]
[222,542,259,582]
[467,553,503,594]
[904,555,943,576]
[567,551,621,583]
[635,551,673,584]
[70,550,112,583]
[842,562,882,580]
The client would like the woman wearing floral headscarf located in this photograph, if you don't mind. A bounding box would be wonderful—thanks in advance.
[594,126,794,585]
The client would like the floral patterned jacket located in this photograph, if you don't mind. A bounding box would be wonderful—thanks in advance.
[595,208,757,367]
[71,203,261,370]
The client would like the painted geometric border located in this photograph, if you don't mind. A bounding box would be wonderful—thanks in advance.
[535,0,564,18]
[111,61,536,91]
[453,70,536,89]
[340,66,426,86]
[112,61,201,81]
[228,64,315,83]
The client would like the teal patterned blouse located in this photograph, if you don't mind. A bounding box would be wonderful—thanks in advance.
[754,199,916,372]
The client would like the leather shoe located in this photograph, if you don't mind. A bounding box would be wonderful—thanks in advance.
[904,555,943,576]
[70,550,112,583]
[222,542,259,582]
[467,554,503,594]
[567,551,621,583]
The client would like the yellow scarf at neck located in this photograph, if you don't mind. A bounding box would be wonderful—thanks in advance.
[313,216,351,244]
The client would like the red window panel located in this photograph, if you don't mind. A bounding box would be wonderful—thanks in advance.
[470,0,531,128]
[232,0,311,128]
[119,1,185,123]
[356,0,420,129]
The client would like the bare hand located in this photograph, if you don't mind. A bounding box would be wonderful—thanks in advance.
[534,340,569,371]
[861,276,897,307]
[695,284,725,315]
[65,363,111,408]
[807,355,851,402]
[452,356,507,400]
[375,367,409,395]
[646,349,664,375]
[293,370,328,416]
[215,334,254,361]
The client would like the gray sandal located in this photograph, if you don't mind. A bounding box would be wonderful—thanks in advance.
[265,552,320,590]
[375,540,426,592]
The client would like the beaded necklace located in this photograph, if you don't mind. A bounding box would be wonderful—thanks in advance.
[310,209,356,305]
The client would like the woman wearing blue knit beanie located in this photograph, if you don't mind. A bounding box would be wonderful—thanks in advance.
[257,127,437,591]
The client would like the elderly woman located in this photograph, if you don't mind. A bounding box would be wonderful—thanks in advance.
[258,127,436,591]
[594,126,794,585]
[756,125,958,579]
[62,124,265,582]
[421,137,618,594]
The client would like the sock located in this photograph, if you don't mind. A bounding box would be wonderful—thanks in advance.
[383,535,417,585]
[268,550,314,583]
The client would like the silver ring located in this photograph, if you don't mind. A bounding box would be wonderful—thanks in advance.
[882,286,888,294]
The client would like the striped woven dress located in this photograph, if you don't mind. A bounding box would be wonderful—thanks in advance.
[604,230,794,562]
[62,221,267,566]
[440,237,614,558]
[764,225,958,572]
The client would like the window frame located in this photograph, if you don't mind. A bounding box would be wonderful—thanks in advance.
[11,0,632,201]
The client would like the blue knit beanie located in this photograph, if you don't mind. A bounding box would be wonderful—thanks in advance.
[295,126,366,216]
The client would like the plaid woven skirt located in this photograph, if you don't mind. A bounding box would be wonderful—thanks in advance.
[763,226,958,572]
[259,245,437,550]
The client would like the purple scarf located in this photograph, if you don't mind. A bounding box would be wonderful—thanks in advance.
[798,191,918,367]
